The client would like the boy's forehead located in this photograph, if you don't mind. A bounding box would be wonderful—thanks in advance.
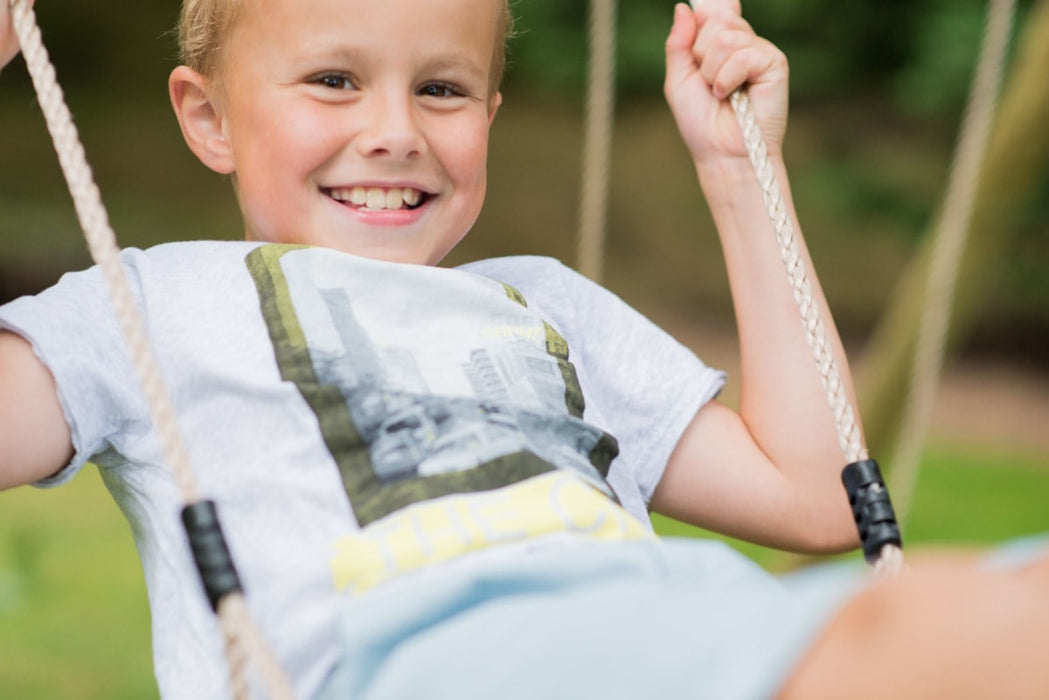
[226,0,501,66]
[214,0,509,95]
[235,0,502,40]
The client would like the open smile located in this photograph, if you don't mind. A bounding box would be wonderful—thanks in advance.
[323,186,431,212]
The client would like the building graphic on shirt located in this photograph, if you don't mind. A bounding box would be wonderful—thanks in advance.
[246,245,619,526]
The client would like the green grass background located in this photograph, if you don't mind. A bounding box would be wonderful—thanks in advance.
[2,443,1047,698]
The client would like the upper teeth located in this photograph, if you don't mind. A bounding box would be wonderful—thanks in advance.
[329,186,423,210]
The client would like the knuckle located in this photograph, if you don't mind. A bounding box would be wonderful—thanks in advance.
[770,47,789,72]
[712,30,737,54]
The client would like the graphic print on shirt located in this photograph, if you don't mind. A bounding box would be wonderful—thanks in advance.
[245,245,620,530]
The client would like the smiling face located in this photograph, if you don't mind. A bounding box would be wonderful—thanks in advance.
[180,0,503,265]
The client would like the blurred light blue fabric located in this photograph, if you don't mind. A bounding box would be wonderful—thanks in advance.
[317,538,867,700]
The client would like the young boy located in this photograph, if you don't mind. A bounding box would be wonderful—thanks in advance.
[2,1,1048,698]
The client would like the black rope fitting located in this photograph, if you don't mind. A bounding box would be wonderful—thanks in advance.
[841,459,903,564]
[182,500,243,611]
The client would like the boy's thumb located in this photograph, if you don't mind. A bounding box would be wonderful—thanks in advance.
[665,3,699,82]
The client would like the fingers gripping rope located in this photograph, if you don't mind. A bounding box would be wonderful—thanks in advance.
[9,1,297,696]
[688,0,903,574]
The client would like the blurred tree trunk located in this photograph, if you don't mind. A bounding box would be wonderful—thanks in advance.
[857,0,1049,459]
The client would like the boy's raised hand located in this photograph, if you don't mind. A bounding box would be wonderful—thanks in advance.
[664,1,788,167]
[1,0,31,74]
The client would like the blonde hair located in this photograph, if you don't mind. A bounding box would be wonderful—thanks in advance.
[177,0,514,95]
[177,0,243,80]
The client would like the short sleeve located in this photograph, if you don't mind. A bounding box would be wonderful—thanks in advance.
[0,262,150,486]
[457,256,726,514]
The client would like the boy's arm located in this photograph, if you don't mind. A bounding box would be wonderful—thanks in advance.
[0,331,74,489]
[1,3,69,488]
[649,2,858,553]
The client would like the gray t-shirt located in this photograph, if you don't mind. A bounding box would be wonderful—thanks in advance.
[0,241,724,698]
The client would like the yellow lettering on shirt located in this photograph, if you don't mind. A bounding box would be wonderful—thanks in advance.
[330,472,652,594]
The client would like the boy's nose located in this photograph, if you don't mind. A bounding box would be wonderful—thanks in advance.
[355,93,425,160]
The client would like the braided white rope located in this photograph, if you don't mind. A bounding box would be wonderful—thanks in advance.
[727,89,868,466]
[9,1,296,696]
[577,0,617,282]
[688,1,902,574]
[888,0,1016,530]
[220,593,299,699]
[10,0,199,507]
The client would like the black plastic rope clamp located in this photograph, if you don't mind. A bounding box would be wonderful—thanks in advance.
[841,459,903,564]
[182,500,243,611]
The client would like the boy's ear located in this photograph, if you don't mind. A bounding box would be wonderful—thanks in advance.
[168,66,235,175]
[489,91,503,124]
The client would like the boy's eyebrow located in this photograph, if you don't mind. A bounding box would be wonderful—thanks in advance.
[423,55,489,85]
[294,44,365,67]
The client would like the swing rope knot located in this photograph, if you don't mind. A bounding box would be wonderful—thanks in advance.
[183,501,245,611]
[842,460,903,565]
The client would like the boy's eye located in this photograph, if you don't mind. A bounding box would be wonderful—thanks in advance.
[418,82,463,99]
[314,73,355,90]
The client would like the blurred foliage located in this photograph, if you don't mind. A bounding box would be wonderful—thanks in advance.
[506,0,1036,115]
[2,0,1048,359]
[6,0,1035,118]
[504,0,1049,346]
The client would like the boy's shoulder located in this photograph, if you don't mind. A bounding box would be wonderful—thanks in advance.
[88,240,264,279]
[455,255,577,287]
[126,239,263,263]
